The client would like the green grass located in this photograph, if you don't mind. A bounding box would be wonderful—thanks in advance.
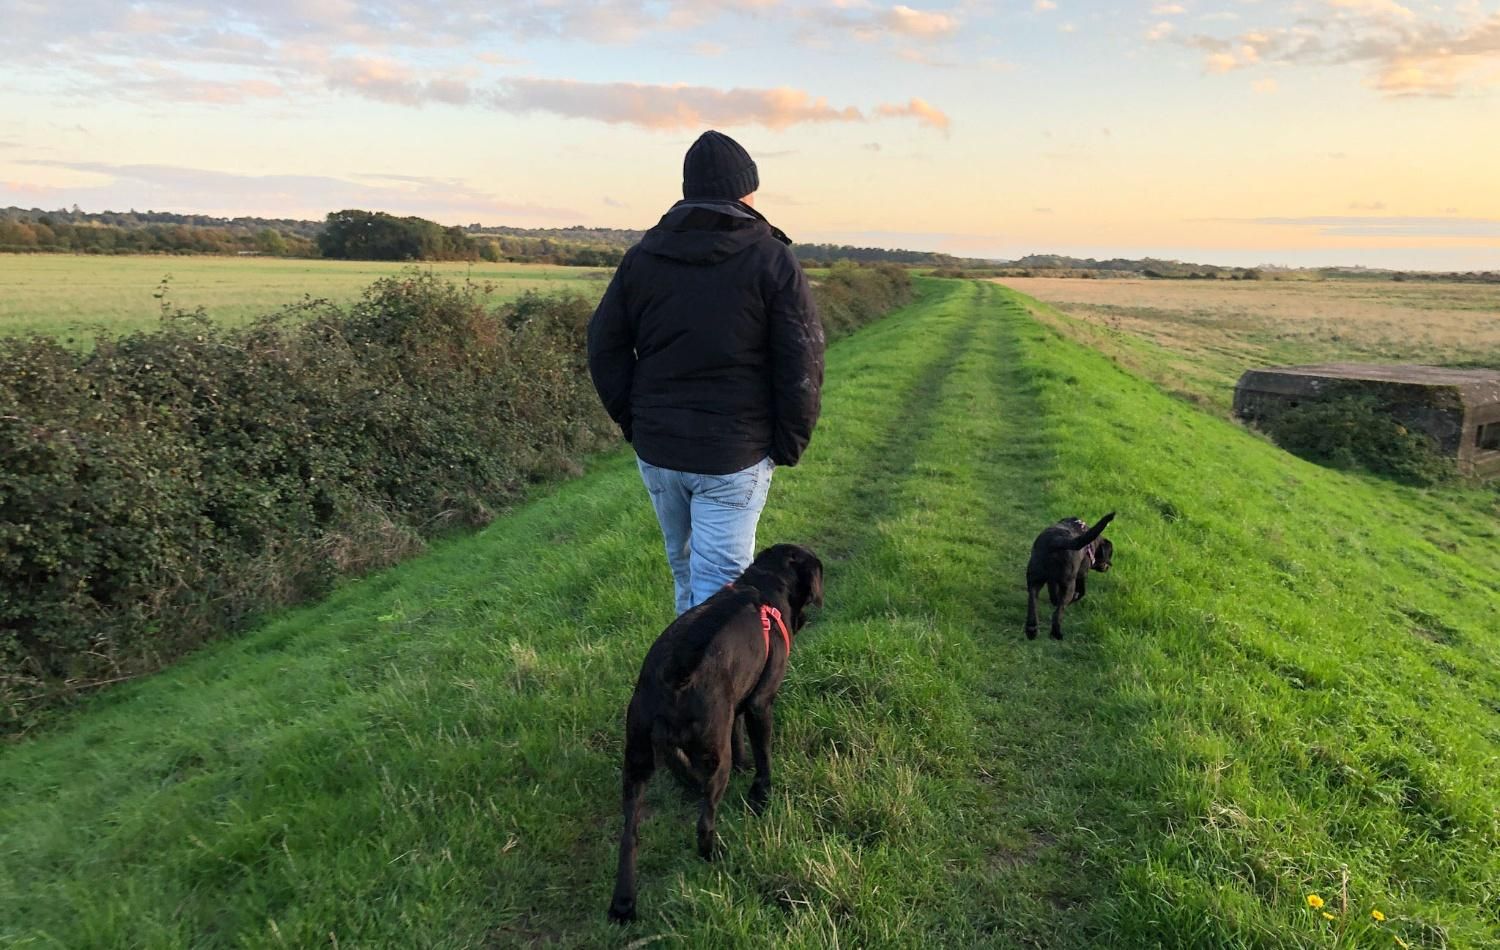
[2,280,1497,947]
[0,255,606,341]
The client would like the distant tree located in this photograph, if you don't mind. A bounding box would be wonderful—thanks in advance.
[255,228,288,256]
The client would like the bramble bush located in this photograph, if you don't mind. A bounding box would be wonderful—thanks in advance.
[1,262,912,729]
[1258,388,1455,486]
[815,261,915,337]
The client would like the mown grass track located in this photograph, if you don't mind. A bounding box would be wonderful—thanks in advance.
[2,279,1497,948]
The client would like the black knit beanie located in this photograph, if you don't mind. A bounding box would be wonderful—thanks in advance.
[682,130,759,200]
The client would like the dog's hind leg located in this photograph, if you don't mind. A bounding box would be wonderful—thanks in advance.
[695,731,732,862]
[731,714,751,773]
[608,707,655,924]
[743,702,774,814]
[1049,579,1070,640]
[664,746,699,796]
[1025,582,1041,639]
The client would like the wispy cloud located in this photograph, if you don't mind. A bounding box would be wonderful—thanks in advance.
[482,79,947,131]
[0,0,956,131]
[324,57,476,107]
[1327,0,1415,23]
[799,3,962,45]
[885,5,959,36]
[10,160,583,222]
[1180,4,1500,96]
[1251,215,1500,237]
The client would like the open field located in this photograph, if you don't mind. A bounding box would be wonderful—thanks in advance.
[0,255,606,341]
[1000,277,1500,414]
[3,280,1497,947]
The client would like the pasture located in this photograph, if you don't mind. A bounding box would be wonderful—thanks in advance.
[1000,276,1500,414]
[3,279,1497,947]
[0,255,605,342]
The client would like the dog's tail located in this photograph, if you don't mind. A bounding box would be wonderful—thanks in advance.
[1065,511,1115,550]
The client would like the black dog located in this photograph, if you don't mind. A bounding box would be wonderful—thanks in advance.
[1025,512,1114,640]
[608,543,824,924]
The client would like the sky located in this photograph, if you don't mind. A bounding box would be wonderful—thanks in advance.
[2,0,1499,269]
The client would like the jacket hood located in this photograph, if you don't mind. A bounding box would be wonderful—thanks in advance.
[639,199,791,265]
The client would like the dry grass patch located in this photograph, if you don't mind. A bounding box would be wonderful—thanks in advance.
[998,277,1500,412]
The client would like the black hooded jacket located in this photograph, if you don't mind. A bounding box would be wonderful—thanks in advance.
[587,200,824,475]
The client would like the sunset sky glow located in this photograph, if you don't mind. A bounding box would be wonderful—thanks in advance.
[3,0,1498,268]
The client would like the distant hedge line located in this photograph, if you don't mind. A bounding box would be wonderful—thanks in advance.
[1,261,913,729]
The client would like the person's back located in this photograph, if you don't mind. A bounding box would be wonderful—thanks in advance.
[588,130,824,613]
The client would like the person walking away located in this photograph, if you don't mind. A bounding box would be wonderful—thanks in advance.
[588,130,824,615]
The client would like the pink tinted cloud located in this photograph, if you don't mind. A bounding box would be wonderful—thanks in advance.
[885,5,959,36]
[489,79,861,130]
[488,78,946,132]
[875,97,951,130]
[325,56,474,106]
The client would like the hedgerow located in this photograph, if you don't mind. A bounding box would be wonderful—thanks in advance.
[1,262,912,729]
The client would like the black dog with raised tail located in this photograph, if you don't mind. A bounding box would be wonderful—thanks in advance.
[1025,512,1115,640]
[608,543,823,924]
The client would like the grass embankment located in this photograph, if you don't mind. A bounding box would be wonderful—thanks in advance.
[0,256,602,341]
[3,280,1497,947]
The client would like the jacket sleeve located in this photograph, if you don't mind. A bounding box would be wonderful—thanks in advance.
[766,254,825,467]
[587,250,636,442]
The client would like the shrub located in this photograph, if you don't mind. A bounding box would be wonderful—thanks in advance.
[1,275,613,726]
[1257,389,1454,486]
[814,261,915,339]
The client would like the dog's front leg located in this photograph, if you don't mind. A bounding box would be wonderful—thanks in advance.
[1024,583,1041,639]
[608,716,654,923]
[743,703,774,814]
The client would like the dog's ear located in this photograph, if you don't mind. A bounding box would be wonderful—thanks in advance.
[795,547,824,610]
[1094,538,1114,568]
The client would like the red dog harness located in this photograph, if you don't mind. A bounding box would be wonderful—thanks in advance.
[724,583,793,661]
[760,604,792,661]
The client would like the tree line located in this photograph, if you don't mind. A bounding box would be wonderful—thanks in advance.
[3,205,985,269]
[0,211,316,257]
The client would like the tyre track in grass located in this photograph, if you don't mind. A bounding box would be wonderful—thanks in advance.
[624,280,997,939]
[958,282,1132,946]
[683,280,1092,947]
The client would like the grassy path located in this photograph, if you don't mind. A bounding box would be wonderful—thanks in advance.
[3,280,1497,948]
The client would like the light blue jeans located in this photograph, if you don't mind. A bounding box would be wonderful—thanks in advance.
[637,456,775,615]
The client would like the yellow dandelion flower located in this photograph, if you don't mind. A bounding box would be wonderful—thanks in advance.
[1372,909,1386,922]
[1306,894,1325,909]
[1322,912,1336,921]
